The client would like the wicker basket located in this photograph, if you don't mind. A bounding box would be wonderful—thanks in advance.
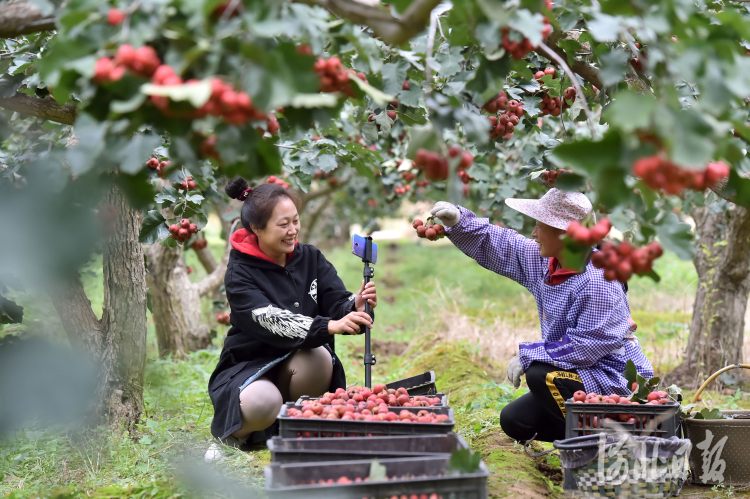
[683,364,750,486]
[554,433,691,498]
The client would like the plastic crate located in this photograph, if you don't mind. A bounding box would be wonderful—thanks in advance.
[295,392,448,407]
[277,402,455,438]
[268,432,469,464]
[386,371,438,396]
[563,399,681,491]
[564,400,680,439]
[265,455,489,499]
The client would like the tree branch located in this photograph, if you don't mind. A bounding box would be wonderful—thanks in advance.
[299,179,348,212]
[535,40,603,90]
[196,220,237,297]
[537,42,597,138]
[0,93,77,125]
[48,275,104,358]
[711,172,750,204]
[292,0,442,46]
[0,2,55,38]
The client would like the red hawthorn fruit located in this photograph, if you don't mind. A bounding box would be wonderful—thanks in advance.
[296,44,313,55]
[179,219,190,228]
[412,219,423,229]
[107,9,127,26]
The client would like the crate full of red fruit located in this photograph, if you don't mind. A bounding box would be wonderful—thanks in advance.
[295,384,447,408]
[564,390,680,440]
[265,455,489,499]
[267,433,470,464]
[277,402,454,439]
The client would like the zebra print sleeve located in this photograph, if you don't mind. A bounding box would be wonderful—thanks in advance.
[251,305,314,339]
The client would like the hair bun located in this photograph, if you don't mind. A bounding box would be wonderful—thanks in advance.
[225,177,249,200]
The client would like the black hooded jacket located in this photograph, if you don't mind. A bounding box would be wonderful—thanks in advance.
[208,229,356,440]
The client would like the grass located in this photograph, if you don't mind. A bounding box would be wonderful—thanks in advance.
[2,226,750,498]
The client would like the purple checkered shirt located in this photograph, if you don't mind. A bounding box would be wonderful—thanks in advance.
[446,207,654,395]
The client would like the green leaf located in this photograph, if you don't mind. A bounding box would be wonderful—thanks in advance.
[0,73,25,99]
[456,109,490,145]
[354,160,376,179]
[450,448,482,474]
[117,134,162,175]
[602,92,656,133]
[598,49,630,86]
[315,154,338,173]
[654,212,695,261]
[405,125,438,159]
[67,114,107,176]
[693,408,726,420]
[624,360,638,387]
[398,86,424,108]
[511,10,546,46]
[289,93,339,108]
[549,129,622,175]
[369,459,387,481]
[139,210,168,244]
[381,59,410,96]
[140,80,213,108]
[348,74,394,106]
[111,93,148,114]
[435,46,465,78]
[587,13,623,42]
[362,122,379,143]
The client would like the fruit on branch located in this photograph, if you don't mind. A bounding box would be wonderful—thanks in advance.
[394,184,411,195]
[266,175,291,189]
[175,176,197,191]
[534,67,556,81]
[415,149,448,180]
[146,158,159,170]
[591,241,663,283]
[566,218,612,247]
[540,93,561,117]
[314,56,367,97]
[168,217,200,243]
[402,81,410,91]
[94,44,161,83]
[482,92,509,114]
[216,313,231,324]
[501,17,552,60]
[447,146,474,170]
[488,106,523,141]
[541,168,573,187]
[296,44,313,55]
[413,216,446,241]
[632,154,730,194]
[367,110,397,131]
[107,9,127,26]
[191,239,208,251]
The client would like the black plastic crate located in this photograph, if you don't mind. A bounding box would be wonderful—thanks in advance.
[564,400,680,439]
[277,402,455,438]
[268,432,469,463]
[265,455,488,499]
[296,392,448,407]
[563,400,681,491]
[386,371,438,396]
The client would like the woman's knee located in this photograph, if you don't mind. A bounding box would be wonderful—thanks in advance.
[524,362,550,394]
[238,379,283,426]
[500,398,531,441]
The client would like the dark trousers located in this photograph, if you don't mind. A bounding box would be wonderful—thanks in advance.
[500,361,585,443]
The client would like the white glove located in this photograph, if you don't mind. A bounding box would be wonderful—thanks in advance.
[430,201,460,228]
[506,355,524,389]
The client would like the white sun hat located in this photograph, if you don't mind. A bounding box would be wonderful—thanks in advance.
[504,188,593,231]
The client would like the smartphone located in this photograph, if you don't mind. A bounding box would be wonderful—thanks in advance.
[351,234,378,264]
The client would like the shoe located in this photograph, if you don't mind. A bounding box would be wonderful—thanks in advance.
[203,435,243,463]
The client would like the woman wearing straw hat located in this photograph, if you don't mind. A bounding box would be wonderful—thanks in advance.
[430,189,654,443]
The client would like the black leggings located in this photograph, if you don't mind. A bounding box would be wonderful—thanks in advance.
[500,361,585,443]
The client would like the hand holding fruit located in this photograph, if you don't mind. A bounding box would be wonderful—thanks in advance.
[354,280,377,312]
[412,216,446,241]
[430,201,460,228]
[328,311,373,335]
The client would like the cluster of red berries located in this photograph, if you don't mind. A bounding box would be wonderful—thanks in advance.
[591,241,663,283]
[541,168,573,187]
[146,158,169,178]
[107,9,126,25]
[483,92,524,140]
[266,175,291,189]
[368,110,397,131]
[313,57,367,97]
[394,184,411,195]
[402,171,416,182]
[535,67,556,82]
[216,313,230,324]
[168,218,199,243]
[412,217,446,241]
[416,179,430,188]
[94,44,161,83]
[566,218,612,246]
[174,175,196,191]
[458,170,474,184]
[303,385,442,408]
[413,147,473,181]
[191,239,208,251]
[540,88,575,117]
[633,155,730,194]
[286,405,450,423]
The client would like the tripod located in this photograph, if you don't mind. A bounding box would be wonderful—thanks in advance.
[359,236,376,388]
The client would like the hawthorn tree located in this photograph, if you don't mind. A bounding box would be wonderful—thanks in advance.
[3,0,750,429]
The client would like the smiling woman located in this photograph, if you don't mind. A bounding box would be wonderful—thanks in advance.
[205,177,377,462]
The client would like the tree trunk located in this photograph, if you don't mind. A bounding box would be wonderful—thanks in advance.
[49,187,148,429]
[144,235,232,358]
[668,202,750,388]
